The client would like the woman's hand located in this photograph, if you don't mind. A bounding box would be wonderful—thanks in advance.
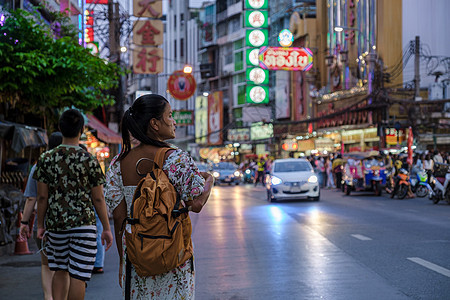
[185,199,202,213]
[185,172,214,213]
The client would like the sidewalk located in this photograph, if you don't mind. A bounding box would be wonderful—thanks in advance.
[0,226,122,299]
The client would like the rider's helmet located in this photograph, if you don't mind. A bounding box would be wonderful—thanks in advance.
[394,160,403,170]
[399,168,408,174]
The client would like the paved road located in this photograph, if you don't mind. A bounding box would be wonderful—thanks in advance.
[1,186,450,299]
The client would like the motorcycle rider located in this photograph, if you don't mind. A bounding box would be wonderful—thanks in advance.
[390,158,403,198]
[391,157,414,198]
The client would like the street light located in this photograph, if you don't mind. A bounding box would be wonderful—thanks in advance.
[183,65,193,74]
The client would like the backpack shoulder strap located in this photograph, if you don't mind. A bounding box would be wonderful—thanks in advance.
[154,147,174,170]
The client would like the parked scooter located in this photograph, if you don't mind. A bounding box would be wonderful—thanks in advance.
[410,170,429,198]
[428,163,450,204]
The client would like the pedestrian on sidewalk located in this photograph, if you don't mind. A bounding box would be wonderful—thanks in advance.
[19,131,63,300]
[104,94,214,299]
[34,109,113,300]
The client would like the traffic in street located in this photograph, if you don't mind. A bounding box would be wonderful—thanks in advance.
[3,184,450,300]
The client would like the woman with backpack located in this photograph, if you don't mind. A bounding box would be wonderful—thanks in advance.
[104,94,214,299]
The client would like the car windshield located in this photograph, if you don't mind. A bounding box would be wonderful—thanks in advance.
[196,163,209,172]
[214,162,237,170]
[274,161,312,172]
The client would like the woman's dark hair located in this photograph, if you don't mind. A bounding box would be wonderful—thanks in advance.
[118,94,171,161]
[59,109,84,138]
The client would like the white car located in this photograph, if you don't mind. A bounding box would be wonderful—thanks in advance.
[266,158,320,202]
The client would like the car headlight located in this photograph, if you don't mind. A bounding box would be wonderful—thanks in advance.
[308,175,318,183]
[213,171,220,178]
[271,176,282,185]
[234,171,240,177]
[245,169,251,174]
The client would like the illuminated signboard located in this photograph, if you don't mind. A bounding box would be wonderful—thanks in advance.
[244,10,268,28]
[244,0,268,9]
[246,29,268,47]
[259,46,313,71]
[246,48,260,66]
[173,110,194,126]
[251,122,273,140]
[246,85,269,104]
[246,67,269,85]
[278,29,293,47]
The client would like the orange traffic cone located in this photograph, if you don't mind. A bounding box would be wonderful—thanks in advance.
[14,212,32,255]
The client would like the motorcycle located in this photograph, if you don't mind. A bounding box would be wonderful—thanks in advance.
[428,163,450,204]
[410,169,429,198]
[243,167,255,184]
[392,168,410,199]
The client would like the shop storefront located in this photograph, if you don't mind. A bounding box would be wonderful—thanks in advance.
[84,114,122,172]
[341,127,379,152]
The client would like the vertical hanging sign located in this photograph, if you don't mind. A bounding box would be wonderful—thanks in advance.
[245,0,269,104]
[132,0,163,74]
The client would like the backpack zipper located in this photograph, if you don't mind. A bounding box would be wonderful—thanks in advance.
[137,222,180,250]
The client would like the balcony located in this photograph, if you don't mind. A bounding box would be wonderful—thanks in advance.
[227,1,242,18]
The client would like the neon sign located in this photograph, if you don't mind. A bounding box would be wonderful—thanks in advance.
[259,47,313,71]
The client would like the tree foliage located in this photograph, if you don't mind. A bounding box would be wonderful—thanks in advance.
[0,8,124,114]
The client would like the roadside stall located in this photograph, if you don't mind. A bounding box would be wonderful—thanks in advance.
[0,121,47,251]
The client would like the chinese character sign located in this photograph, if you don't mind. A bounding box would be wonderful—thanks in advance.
[131,0,163,74]
[133,47,163,74]
[133,20,163,46]
[133,0,162,18]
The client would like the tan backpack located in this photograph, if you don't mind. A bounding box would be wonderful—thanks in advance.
[124,147,193,278]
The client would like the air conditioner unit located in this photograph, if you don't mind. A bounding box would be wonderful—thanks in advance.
[429,83,444,100]
[200,63,215,79]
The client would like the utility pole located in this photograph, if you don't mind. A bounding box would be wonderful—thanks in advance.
[108,0,122,125]
[184,1,189,139]
[414,36,421,100]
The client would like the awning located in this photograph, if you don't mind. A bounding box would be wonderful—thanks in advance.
[86,115,122,144]
[0,122,48,152]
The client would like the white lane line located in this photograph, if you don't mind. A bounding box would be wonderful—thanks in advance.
[407,257,450,278]
[351,234,372,241]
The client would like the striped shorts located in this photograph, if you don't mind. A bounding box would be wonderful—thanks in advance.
[46,225,97,281]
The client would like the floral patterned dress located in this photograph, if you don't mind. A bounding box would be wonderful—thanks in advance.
[104,149,205,299]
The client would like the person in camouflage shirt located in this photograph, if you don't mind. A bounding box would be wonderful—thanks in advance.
[35,109,113,300]
[34,145,104,231]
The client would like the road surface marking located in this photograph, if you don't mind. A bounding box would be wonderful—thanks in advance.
[407,257,450,278]
[351,234,372,241]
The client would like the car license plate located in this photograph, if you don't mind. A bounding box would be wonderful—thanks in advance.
[290,182,301,193]
[224,178,231,182]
